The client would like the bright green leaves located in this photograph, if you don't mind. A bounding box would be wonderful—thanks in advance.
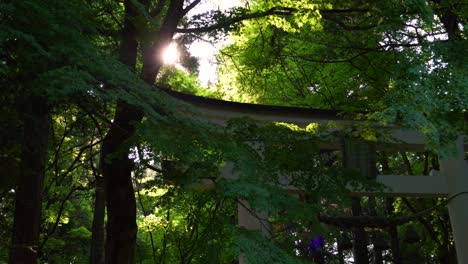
[217,0,467,155]
[135,187,236,263]
[245,0,324,32]
[157,66,203,95]
[218,2,389,108]
[69,226,92,239]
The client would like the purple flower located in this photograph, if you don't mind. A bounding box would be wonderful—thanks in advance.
[309,236,325,252]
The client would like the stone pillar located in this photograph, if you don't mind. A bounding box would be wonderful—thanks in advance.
[440,135,468,264]
[238,201,271,236]
[238,201,271,264]
[343,138,375,264]
[221,162,271,263]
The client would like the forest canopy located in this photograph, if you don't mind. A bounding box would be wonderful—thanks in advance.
[0,0,466,263]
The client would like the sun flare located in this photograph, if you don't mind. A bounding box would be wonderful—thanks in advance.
[162,43,179,65]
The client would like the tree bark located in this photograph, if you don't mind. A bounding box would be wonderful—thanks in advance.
[101,1,140,262]
[102,101,142,264]
[102,1,185,263]
[9,96,49,264]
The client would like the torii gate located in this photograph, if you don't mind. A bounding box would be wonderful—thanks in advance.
[164,89,468,263]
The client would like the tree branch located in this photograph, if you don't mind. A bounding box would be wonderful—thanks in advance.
[39,185,89,252]
[181,0,201,18]
[176,7,370,34]
[175,6,294,33]
[236,199,272,236]
[321,14,376,31]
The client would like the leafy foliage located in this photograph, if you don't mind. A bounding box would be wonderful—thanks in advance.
[218,0,467,153]
[1,0,466,263]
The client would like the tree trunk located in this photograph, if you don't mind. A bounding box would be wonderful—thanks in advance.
[101,0,140,262]
[9,96,49,264]
[90,175,106,264]
[102,101,142,264]
[102,1,185,263]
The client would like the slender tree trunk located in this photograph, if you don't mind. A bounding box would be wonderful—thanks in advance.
[90,175,106,264]
[9,96,49,264]
[102,1,185,263]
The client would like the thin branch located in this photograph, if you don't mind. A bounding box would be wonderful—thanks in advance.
[39,185,89,252]
[401,198,441,245]
[319,9,370,14]
[321,14,376,31]
[86,111,104,138]
[400,152,414,175]
[176,7,370,33]
[136,145,163,174]
[55,140,102,187]
[144,163,163,173]
[236,199,272,236]
[77,103,114,128]
[399,151,443,245]
[134,173,157,263]
[181,0,201,18]
[176,6,294,33]
[297,50,371,64]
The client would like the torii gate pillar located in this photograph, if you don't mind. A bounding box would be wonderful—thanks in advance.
[441,135,468,264]
[238,202,271,264]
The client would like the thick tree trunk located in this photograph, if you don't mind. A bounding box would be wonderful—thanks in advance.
[90,175,106,264]
[102,102,142,264]
[9,96,49,264]
[102,1,140,262]
[102,1,185,263]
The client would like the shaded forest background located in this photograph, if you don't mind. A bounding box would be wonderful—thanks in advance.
[0,0,467,263]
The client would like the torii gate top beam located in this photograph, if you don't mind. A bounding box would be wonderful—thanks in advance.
[164,89,467,152]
